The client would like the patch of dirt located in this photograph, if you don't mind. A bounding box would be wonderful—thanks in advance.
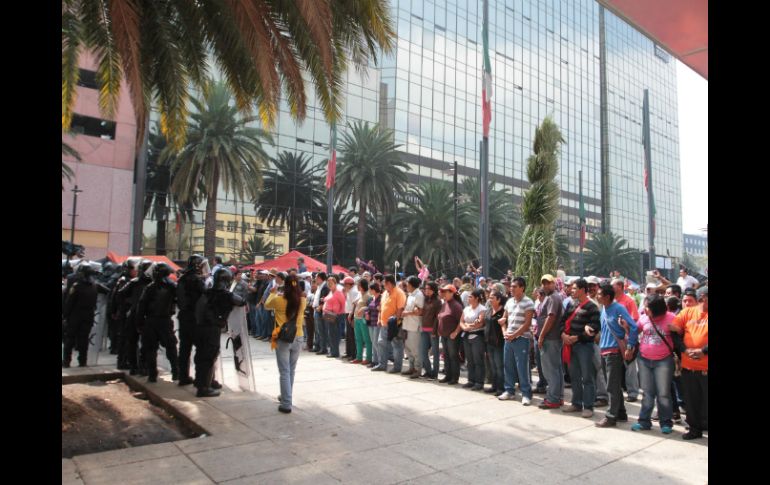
[62,380,197,458]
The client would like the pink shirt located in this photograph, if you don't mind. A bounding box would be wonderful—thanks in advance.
[323,289,346,315]
[418,266,429,280]
[638,312,675,361]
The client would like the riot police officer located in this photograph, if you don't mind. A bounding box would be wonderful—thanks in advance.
[62,262,99,367]
[118,259,153,375]
[176,254,205,386]
[112,258,140,368]
[137,263,179,382]
[194,268,245,397]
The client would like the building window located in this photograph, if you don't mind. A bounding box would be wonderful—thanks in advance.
[216,220,225,230]
[215,237,225,247]
[243,222,251,232]
[227,239,237,248]
[193,237,204,246]
[77,69,99,89]
[227,221,237,232]
[69,114,117,140]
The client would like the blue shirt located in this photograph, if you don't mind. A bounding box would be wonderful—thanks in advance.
[599,301,639,350]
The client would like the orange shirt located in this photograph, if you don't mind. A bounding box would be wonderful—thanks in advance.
[379,286,406,327]
[617,293,640,321]
[672,305,708,371]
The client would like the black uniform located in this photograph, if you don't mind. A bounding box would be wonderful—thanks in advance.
[137,277,179,381]
[112,275,133,368]
[118,273,152,374]
[177,271,205,384]
[62,277,98,366]
[193,288,245,395]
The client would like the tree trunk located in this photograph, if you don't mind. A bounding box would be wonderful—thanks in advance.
[204,168,219,264]
[356,200,367,260]
[156,193,167,255]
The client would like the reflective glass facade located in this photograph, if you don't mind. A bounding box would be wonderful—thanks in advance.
[141,0,683,265]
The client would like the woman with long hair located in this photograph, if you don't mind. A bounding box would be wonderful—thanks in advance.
[266,273,306,413]
[420,281,442,379]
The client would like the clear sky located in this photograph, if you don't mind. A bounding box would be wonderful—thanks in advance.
[676,61,708,235]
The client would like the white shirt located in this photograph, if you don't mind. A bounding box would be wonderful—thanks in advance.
[403,289,425,332]
[677,275,699,290]
[462,304,487,339]
[345,288,360,314]
[312,283,326,310]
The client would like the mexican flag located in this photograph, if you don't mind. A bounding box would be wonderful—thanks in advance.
[326,123,337,190]
[482,1,492,138]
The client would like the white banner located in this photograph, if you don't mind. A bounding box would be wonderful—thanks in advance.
[87,294,108,366]
[225,306,256,393]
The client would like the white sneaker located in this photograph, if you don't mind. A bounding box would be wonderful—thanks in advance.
[497,391,515,401]
[522,397,531,406]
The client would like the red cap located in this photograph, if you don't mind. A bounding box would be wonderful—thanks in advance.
[440,284,457,293]
[343,277,355,285]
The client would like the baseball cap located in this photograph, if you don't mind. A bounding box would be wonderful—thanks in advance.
[440,284,457,293]
[696,286,708,299]
[541,274,555,283]
[298,271,312,279]
[586,276,600,285]
[343,276,355,285]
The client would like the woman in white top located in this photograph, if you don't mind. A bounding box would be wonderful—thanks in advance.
[460,289,488,390]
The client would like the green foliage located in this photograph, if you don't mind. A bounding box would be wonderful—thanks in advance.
[515,117,565,287]
[584,232,641,280]
[459,176,522,262]
[61,141,80,189]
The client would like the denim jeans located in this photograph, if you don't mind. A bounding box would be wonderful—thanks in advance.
[314,311,327,353]
[504,337,532,398]
[533,337,548,389]
[487,345,504,391]
[420,332,439,376]
[377,326,403,371]
[593,344,609,401]
[368,326,381,366]
[260,307,274,338]
[391,334,405,372]
[540,340,564,404]
[463,334,486,385]
[638,355,674,428]
[569,342,596,410]
[247,304,257,335]
[441,336,460,382]
[625,357,640,399]
[324,314,340,357]
[603,352,628,420]
[404,330,421,372]
[276,336,301,410]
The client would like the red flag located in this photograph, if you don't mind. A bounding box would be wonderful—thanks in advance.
[175,211,181,233]
[325,123,337,190]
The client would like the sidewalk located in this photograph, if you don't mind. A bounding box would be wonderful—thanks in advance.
[62,339,708,484]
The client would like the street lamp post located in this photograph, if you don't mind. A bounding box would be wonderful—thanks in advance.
[453,160,458,277]
[69,185,83,245]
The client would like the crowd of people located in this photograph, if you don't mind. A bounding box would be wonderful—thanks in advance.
[63,254,708,439]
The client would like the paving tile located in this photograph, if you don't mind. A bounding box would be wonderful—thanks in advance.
[62,458,84,485]
[73,442,181,471]
[314,447,435,485]
[240,412,341,442]
[387,433,497,470]
[220,462,341,485]
[285,426,381,463]
[79,454,213,485]
[174,428,269,454]
[188,441,307,482]
[350,413,441,447]
[396,471,471,485]
[446,453,572,484]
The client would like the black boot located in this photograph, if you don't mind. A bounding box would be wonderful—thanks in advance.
[62,360,71,368]
[196,387,220,398]
[178,377,194,386]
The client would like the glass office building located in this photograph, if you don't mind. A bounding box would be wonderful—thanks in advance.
[141,0,683,267]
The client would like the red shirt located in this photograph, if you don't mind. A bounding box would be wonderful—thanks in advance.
[616,293,640,321]
[323,289,346,314]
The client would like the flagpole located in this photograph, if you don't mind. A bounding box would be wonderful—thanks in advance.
[642,89,655,270]
[479,0,490,276]
[326,123,337,274]
[579,170,585,276]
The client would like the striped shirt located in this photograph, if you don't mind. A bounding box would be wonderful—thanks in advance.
[504,296,535,339]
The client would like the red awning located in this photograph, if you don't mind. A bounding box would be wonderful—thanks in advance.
[598,0,707,79]
[242,250,350,276]
[106,251,181,281]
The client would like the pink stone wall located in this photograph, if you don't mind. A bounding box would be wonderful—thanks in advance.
[62,51,137,258]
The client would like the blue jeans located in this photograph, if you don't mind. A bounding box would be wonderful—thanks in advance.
[638,355,674,428]
[533,337,548,389]
[368,326,381,366]
[441,336,460,382]
[324,314,340,357]
[625,357,640,399]
[247,304,257,335]
[259,307,274,338]
[420,331,439,376]
[314,311,326,352]
[569,342,596,410]
[504,337,532,398]
[463,334,486,385]
[487,345,504,391]
[276,336,301,411]
[540,340,564,404]
[376,326,399,370]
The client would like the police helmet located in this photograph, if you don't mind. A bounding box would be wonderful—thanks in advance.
[213,268,233,290]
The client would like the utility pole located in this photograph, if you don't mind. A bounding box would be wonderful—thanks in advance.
[69,185,83,245]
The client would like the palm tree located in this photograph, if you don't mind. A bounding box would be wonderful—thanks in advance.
[460,177,522,262]
[335,121,410,259]
[62,141,80,189]
[515,117,565,288]
[256,151,325,251]
[386,182,476,276]
[584,232,641,280]
[62,0,395,150]
[243,235,278,263]
[162,81,273,262]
